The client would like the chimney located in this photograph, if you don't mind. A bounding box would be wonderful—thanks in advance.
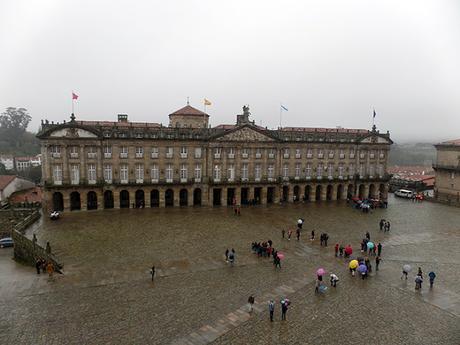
[118,114,128,123]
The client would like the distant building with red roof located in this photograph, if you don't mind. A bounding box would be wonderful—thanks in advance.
[0,175,36,204]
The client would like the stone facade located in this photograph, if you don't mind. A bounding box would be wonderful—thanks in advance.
[433,139,460,205]
[37,105,392,212]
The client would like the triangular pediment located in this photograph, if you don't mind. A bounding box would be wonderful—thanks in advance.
[49,127,98,138]
[360,135,392,144]
[214,126,276,142]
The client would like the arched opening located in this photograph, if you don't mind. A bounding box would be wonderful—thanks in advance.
[358,184,365,199]
[120,190,130,208]
[227,188,235,206]
[267,187,275,204]
[347,184,354,199]
[193,188,201,206]
[179,189,188,206]
[315,185,322,201]
[165,189,174,207]
[135,190,145,208]
[52,192,64,211]
[304,185,311,201]
[104,190,114,209]
[241,187,249,205]
[254,187,262,204]
[282,186,289,202]
[150,189,159,207]
[87,191,98,210]
[70,191,81,211]
[326,185,333,201]
[213,188,222,206]
[293,185,300,202]
[337,184,344,200]
[368,184,376,199]
[379,184,385,199]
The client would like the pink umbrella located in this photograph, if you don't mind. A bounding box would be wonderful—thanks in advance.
[277,252,285,260]
[316,268,326,276]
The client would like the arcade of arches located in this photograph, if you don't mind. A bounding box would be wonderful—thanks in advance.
[48,183,388,211]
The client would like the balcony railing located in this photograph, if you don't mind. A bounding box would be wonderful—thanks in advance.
[120,153,128,158]
[51,153,61,158]
[104,153,112,159]
[135,153,144,158]
[70,153,79,159]
[180,153,187,159]
[255,153,262,159]
[228,153,235,159]
[268,153,275,159]
[87,153,97,159]
[151,152,159,158]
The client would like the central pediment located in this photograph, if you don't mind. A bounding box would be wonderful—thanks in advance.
[214,126,276,142]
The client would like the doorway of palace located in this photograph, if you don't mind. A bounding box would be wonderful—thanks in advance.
[213,188,222,206]
[254,187,261,204]
[87,191,98,210]
[293,185,300,202]
[267,187,275,204]
[193,188,202,206]
[104,190,114,209]
[165,189,174,207]
[150,189,159,207]
[52,192,64,211]
[315,185,322,201]
[368,184,376,199]
[227,188,235,206]
[241,187,249,205]
[70,191,81,211]
[358,184,365,199]
[304,185,311,201]
[120,190,130,208]
[282,186,289,202]
[326,185,333,201]
[347,184,354,199]
[179,189,188,206]
[135,190,145,208]
[337,184,343,200]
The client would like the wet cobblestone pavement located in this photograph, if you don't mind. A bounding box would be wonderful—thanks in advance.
[1,196,460,344]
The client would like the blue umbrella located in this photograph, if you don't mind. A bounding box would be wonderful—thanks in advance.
[357,264,368,274]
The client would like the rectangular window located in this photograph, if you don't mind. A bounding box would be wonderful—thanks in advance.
[283,148,290,159]
[317,163,323,177]
[120,164,129,183]
[359,163,365,177]
[379,150,385,159]
[369,164,375,177]
[295,148,301,159]
[70,164,79,185]
[349,163,355,177]
[268,148,276,159]
[242,163,248,180]
[369,150,375,159]
[306,164,312,178]
[283,164,289,179]
[87,146,97,159]
[194,147,202,159]
[349,149,355,159]
[135,164,144,182]
[103,146,112,159]
[166,147,173,158]
[255,148,262,159]
[242,148,249,158]
[135,147,144,158]
[87,164,96,184]
[104,164,112,183]
[338,163,344,178]
[53,165,62,184]
[268,164,274,179]
[295,163,301,178]
[69,146,79,159]
[328,163,334,178]
[317,149,324,159]
[151,147,159,158]
[180,164,188,181]
[306,148,313,158]
[227,164,235,181]
[180,147,187,159]
[359,150,366,159]
[228,148,235,159]
[120,146,128,158]
[166,164,173,182]
[255,164,261,181]
[151,164,159,182]
[378,164,384,177]
[214,148,221,159]
[194,164,202,181]
[51,145,61,158]
[213,165,221,181]
[328,150,334,159]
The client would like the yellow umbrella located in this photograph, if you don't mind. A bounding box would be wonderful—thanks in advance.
[349,260,359,269]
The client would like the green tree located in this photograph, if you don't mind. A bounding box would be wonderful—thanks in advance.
[0,107,31,130]
[0,107,39,154]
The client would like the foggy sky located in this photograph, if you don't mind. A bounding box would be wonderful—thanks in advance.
[1,0,459,143]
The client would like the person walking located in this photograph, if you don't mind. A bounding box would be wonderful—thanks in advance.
[324,233,329,247]
[248,295,255,312]
[417,267,423,279]
[334,244,339,257]
[375,256,381,271]
[428,271,436,288]
[225,249,229,262]
[320,233,324,246]
[288,229,292,241]
[339,244,344,257]
[35,258,41,275]
[379,219,385,231]
[330,273,339,287]
[296,228,301,241]
[365,231,370,241]
[377,242,382,256]
[150,265,155,281]
[282,229,285,239]
[415,275,423,290]
[311,230,315,241]
[46,262,54,278]
[281,300,288,320]
[228,249,235,266]
[268,300,275,322]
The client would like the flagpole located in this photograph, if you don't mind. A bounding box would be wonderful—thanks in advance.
[279,103,282,129]
[72,91,74,115]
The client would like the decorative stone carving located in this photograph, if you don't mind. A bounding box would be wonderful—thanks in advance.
[49,127,98,138]
[360,136,390,144]
[216,127,275,142]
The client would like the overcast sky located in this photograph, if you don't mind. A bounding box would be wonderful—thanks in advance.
[1,0,459,143]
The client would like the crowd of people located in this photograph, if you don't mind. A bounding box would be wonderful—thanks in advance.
[250,240,282,268]
[35,258,55,278]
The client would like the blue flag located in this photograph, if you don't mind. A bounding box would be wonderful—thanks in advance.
[281,105,288,111]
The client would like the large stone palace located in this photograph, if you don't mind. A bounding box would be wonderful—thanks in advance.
[433,138,460,205]
[37,105,392,211]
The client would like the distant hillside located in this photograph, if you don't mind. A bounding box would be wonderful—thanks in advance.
[389,143,436,166]
[0,128,40,156]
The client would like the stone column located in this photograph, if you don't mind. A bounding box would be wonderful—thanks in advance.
[113,189,120,209]
[187,187,194,206]
[321,184,327,201]
[235,187,241,205]
[248,187,254,203]
[81,190,88,211]
[288,185,294,203]
[97,190,103,209]
[173,186,179,207]
[145,188,151,208]
[159,187,165,208]
[221,187,226,207]
[80,145,86,180]
[260,187,267,205]
[273,186,280,204]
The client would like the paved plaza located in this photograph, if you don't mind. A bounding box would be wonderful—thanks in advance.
[1,196,460,344]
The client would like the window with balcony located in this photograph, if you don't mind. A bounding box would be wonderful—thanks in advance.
[194,147,202,159]
[103,146,112,159]
[338,163,344,178]
[328,150,334,159]
[194,164,202,182]
[317,149,324,159]
[359,151,366,159]
[180,147,188,159]
[135,147,144,158]
[359,163,365,177]
[242,148,249,159]
[213,165,221,182]
[242,163,248,181]
[50,146,61,158]
[214,148,221,159]
[53,164,62,185]
[283,148,290,159]
[283,164,289,180]
[180,164,188,182]
[104,164,112,183]
[166,164,173,182]
[339,149,345,159]
[227,147,235,159]
[369,164,375,177]
[379,150,385,159]
[255,164,261,181]
[349,163,355,177]
[69,146,79,159]
[295,148,301,159]
[151,147,159,158]
[327,163,334,179]
[120,146,128,159]
[349,149,355,159]
[317,163,323,178]
[70,164,79,185]
[306,149,313,159]
[166,147,173,159]
[295,163,301,179]
[120,164,129,183]
[369,150,375,159]
[268,165,275,180]
[268,148,276,159]
[255,148,262,159]
[306,164,312,178]
[87,164,96,184]
[135,164,144,183]
[87,147,97,159]
[151,164,159,182]
[227,164,235,181]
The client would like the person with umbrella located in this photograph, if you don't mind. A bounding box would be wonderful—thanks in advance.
[280,299,289,320]
[367,241,374,256]
[415,275,423,290]
[344,245,353,258]
[349,260,358,276]
[428,271,436,288]
[401,264,411,279]
[358,263,368,279]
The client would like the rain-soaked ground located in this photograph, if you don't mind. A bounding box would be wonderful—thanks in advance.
[1,195,459,345]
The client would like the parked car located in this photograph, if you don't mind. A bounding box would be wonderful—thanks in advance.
[0,237,14,248]
[394,189,414,198]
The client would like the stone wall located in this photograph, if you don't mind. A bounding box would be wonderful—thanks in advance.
[0,208,37,238]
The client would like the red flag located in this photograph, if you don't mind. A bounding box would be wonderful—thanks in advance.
[72,92,79,100]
